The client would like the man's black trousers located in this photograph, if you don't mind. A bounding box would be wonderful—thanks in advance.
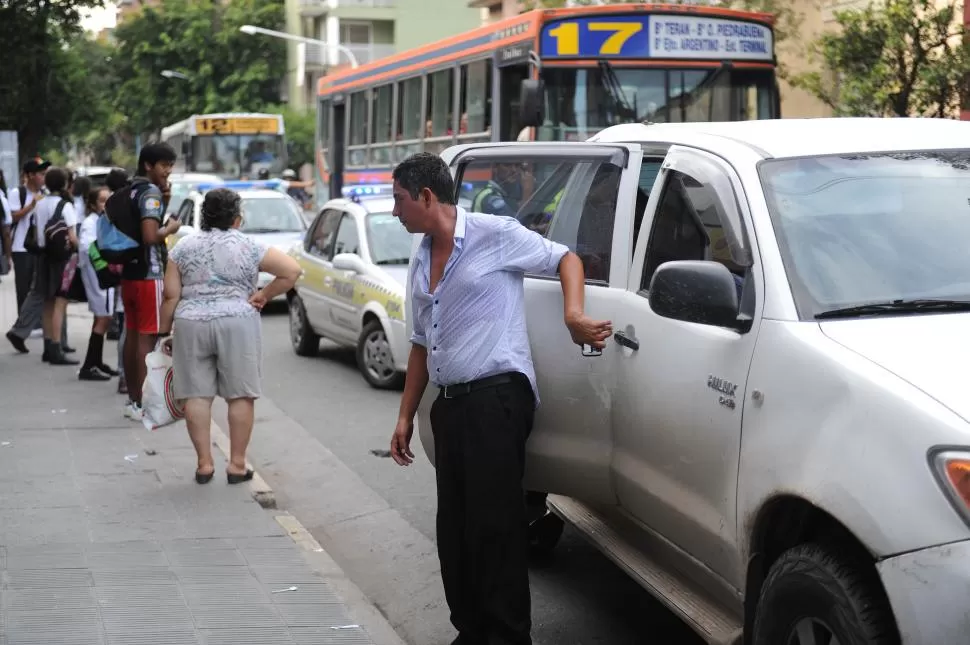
[431,372,535,645]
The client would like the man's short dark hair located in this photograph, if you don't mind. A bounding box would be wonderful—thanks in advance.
[136,142,177,176]
[392,152,455,205]
[105,168,130,192]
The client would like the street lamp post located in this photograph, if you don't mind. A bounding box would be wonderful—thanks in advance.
[239,24,360,68]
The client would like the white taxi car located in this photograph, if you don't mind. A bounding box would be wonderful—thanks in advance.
[409,119,970,645]
[288,192,414,389]
[168,182,308,301]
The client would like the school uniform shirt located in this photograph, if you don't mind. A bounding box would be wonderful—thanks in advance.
[7,187,37,253]
[32,195,77,248]
[78,211,100,266]
[1,192,10,228]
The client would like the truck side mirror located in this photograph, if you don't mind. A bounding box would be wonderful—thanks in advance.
[519,78,544,129]
[648,260,749,332]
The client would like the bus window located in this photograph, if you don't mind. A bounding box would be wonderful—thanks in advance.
[426,68,453,152]
[371,85,393,166]
[348,91,368,167]
[395,76,422,162]
[459,60,492,141]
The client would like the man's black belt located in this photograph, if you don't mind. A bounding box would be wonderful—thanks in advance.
[439,372,524,399]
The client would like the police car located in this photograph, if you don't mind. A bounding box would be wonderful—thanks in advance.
[288,185,415,389]
[168,180,308,301]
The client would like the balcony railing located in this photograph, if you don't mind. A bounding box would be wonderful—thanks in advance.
[300,0,395,10]
[303,42,396,67]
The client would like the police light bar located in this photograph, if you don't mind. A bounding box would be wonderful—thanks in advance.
[197,179,282,192]
[342,184,393,199]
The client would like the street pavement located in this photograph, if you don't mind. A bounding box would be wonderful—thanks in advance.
[0,279,403,645]
[210,305,706,645]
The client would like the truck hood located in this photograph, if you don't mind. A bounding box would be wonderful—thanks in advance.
[820,314,970,422]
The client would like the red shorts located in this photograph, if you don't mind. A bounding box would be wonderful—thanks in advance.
[121,279,163,335]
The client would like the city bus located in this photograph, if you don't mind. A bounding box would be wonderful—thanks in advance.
[314,3,778,206]
[160,112,288,180]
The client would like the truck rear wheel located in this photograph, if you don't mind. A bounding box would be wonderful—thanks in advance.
[752,543,899,645]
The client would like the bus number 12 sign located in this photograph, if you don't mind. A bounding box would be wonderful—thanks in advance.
[540,15,773,62]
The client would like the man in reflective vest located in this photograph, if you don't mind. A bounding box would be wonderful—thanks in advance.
[470,162,523,216]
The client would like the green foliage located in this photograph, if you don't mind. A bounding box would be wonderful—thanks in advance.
[112,0,286,135]
[790,0,970,117]
[0,0,106,159]
[271,104,316,170]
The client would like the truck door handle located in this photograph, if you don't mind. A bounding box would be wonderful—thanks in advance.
[614,330,639,351]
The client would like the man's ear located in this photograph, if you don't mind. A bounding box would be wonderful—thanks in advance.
[421,187,435,208]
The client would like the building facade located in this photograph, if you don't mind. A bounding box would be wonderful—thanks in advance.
[284,0,483,111]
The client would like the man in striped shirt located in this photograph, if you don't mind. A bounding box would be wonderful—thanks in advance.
[389,153,612,645]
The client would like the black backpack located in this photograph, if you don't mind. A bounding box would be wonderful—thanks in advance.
[43,198,73,262]
[101,178,153,269]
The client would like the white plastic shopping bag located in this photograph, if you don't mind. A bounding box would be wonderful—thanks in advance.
[141,344,185,430]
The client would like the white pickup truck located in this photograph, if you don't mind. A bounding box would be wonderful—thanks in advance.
[407,118,970,645]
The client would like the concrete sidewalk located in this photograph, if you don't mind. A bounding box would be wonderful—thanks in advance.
[0,279,398,645]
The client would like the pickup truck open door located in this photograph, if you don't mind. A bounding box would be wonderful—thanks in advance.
[407,142,643,503]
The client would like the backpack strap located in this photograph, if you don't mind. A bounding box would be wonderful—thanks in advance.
[18,186,26,209]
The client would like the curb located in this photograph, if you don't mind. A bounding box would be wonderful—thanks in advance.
[208,419,407,645]
[208,420,277,509]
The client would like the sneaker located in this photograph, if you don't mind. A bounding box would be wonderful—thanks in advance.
[79,366,112,382]
[6,331,27,354]
[124,401,143,421]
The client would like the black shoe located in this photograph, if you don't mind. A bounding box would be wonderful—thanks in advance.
[6,331,27,354]
[62,344,76,353]
[195,470,215,485]
[79,366,111,381]
[227,469,254,485]
[98,363,120,377]
[48,343,79,366]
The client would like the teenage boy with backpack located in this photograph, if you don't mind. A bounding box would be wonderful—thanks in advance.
[108,143,180,420]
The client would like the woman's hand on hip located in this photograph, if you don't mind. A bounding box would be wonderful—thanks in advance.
[248,290,268,311]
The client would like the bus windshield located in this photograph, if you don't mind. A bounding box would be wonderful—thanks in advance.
[539,65,775,141]
[192,134,286,178]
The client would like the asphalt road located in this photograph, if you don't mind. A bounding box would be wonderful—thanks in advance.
[253,305,706,645]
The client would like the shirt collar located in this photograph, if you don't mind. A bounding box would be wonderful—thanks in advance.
[419,206,467,251]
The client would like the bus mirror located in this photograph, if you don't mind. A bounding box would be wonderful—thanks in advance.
[519,78,544,129]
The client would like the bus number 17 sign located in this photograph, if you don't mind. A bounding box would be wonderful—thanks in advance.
[540,15,773,62]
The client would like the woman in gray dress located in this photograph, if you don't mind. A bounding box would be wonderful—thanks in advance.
[158,188,301,484]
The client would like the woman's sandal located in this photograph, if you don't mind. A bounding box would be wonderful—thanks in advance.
[227,469,254,485]
[195,470,215,484]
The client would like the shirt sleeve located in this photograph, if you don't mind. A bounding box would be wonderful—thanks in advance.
[61,202,78,228]
[7,188,21,212]
[497,216,569,276]
[138,185,165,222]
[407,259,427,347]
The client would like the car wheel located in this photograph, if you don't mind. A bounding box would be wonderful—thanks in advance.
[289,294,319,357]
[752,543,899,645]
[357,320,405,390]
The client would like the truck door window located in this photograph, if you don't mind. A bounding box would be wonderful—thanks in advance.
[457,159,622,284]
[641,169,746,293]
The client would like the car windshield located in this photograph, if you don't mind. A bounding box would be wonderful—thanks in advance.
[759,150,970,318]
[239,196,305,233]
[366,213,412,264]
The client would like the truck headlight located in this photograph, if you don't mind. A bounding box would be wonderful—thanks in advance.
[931,449,970,525]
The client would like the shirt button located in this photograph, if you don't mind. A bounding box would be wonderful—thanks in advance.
[436,368,440,372]
[434,299,439,304]
[432,346,437,351]
[433,324,437,328]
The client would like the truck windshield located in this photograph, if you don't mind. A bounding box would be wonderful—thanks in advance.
[539,66,775,141]
[759,150,970,318]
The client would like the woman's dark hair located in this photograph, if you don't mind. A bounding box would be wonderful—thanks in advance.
[105,168,130,192]
[44,167,72,201]
[201,188,242,231]
[72,175,92,200]
[86,186,108,215]
[0,169,7,194]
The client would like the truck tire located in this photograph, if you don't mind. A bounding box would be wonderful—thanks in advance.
[752,543,899,645]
